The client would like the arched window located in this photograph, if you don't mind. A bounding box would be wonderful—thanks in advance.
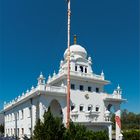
[71,104,75,111]
[88,105,93,111]
[85,68,87,73]
[96,106,100,112]
[21,110,24,119]
[75,66,77,71]
[79,104,84,112]
[80,66,83,72]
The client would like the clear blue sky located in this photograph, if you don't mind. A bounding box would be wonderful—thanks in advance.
[0,0,139,113]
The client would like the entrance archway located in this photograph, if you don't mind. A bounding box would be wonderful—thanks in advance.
[49,99,63,119]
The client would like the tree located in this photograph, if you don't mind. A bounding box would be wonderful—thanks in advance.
[33,119,44,140]
[33,109,109,140]
[111,109,140,130]
[63,121,108,140]
[33,108,65,140]
[0,124,4,134]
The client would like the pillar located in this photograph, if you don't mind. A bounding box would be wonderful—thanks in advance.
[115,105,122,140]
[108,124,112,140]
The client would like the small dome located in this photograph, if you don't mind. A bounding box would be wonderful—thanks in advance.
[64,44,87,59]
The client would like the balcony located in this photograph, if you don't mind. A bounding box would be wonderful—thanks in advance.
[48,69,109,84]
[45,86,66,96]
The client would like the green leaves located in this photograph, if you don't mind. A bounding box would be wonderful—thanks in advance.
[0,124,4,134]
[123,130,140,140]
[33,109,65,140]
[33,110,109,140]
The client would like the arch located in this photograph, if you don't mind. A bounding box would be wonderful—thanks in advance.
[88,104,93,111]
[107,104,113,111]
[49,99,63,119]
[80,66,83,72]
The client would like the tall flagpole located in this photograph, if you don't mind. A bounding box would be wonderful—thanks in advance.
[66,0,71,128]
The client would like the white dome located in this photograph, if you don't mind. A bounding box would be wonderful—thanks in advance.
[64,44,87,59]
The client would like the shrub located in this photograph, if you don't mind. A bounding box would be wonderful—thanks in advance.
[123,130,140,140]
[33,110,109,140]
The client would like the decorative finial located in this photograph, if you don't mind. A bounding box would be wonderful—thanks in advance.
[101,70,104,76]
[116,84,122,94]
[117,84,120,90]
[74,35,77,44]
[48,75,51,79]
[39,72,43,78]
[53,71,56,76]
[31,86,34,90]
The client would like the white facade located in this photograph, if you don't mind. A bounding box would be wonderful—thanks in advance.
[3,42,125,140]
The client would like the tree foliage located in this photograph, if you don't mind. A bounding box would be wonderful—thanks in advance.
[33,108,65,140]
[64,121,108,140]
[0,124,4,134]
[121,109,140,130]
[33,109,108,140]
[111,109,140,130]
[123,130,140,140]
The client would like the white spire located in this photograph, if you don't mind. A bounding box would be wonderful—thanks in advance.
[31,85,34,90]
[53,71,56,76]
[37,72,45,85]
[101,70,104,76]
[117,84,120,90]
[116,84,122,94]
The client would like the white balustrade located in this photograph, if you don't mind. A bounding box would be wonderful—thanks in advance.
[46,86,66,93]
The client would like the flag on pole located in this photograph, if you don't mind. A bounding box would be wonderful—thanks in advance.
[115,116,121,128]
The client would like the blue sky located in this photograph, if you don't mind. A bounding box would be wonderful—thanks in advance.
[0,0,139,113]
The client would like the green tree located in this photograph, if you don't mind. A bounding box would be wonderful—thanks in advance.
[33,109,109,140]
[0,124,4,134]
[33,119,44,140]
[33,108,65,140]
[63,121,108,140]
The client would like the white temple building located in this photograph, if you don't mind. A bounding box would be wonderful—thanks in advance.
[3,36,125,140]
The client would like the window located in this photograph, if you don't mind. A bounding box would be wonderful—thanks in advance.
[13,113,15,121]
[10,114,12,121]
[96,87,99,93]
[21,110,24,119]
[17,112,19,120]
[80,66,83,72]
[96,106,99,112]
[88,105,92,111]
[75,66,77,71]
[71,104,75,111]
[21,128,24,135]
[17,128,19,137]
[80,85,84,91]
[71,84,75,90]
[28,107,32,118]
[14,128,16,136]
[11,129,12,136]
[88,86,92,92]
[85,68,87,73]
[79,105,84,112]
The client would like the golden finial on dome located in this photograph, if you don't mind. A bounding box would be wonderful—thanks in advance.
[74,35,77,44]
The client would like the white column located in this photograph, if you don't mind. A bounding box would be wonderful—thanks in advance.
[77,65,80,72]
[115,105,122,140]
[39,102,45,121]
[108,124,112,140]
